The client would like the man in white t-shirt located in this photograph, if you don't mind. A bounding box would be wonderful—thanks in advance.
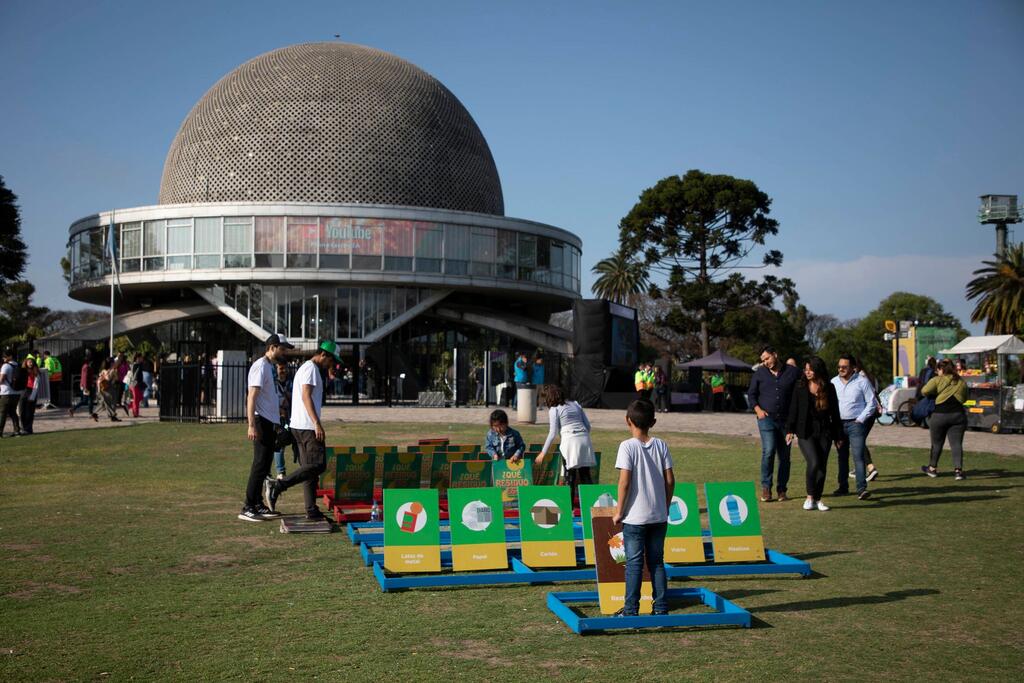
[1,348,24,438]
[612,399,675,617]
[238,334,295,522]
[264,340,341,521]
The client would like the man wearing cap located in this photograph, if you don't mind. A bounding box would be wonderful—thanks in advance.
[264,340,341,521]
[239,334,295,522]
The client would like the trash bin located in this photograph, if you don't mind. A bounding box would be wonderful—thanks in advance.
[517,385,537,424]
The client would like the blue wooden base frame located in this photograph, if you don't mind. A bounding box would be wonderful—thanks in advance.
[372,549,810,591]
[546,588,751,634]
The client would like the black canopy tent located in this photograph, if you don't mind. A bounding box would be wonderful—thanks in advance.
[680,349,754,372]
[681,350,754,411]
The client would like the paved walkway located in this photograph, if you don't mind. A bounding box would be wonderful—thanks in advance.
[17,404,1023,456]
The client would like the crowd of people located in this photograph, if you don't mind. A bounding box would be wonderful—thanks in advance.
[67,350,157,423]
[0,345,162,438]
[748,345,970,512]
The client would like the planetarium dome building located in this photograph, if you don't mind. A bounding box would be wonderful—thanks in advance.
[66,42,581,397]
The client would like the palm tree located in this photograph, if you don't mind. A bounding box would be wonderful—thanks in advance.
[966,243,1024,335]
[591,250,649,305]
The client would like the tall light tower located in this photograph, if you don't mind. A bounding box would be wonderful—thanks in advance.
[978,194,1020,258]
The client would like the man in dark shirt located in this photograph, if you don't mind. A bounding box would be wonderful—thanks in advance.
[747,346,800,502]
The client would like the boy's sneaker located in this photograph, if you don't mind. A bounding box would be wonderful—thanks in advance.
[612,608,638,617]
[652,610,669,616]
[832,487,849,496]
[815,501,830,512]
[921,465,938,478]
[849,471,855,479]
[802,499,814,510]
[306,508,327,522]
[954,469,965,481]
[857,490,872,500]
[262,477,281,511]
[255,505,279,518]
[866,467,879,481]
[237,507,264,522]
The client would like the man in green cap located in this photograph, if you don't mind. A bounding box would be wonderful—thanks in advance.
[264,340,341,520]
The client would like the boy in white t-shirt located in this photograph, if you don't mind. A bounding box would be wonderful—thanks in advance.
[612,399,675,616]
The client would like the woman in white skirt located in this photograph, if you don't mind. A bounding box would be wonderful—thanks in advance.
[536,385,595,505]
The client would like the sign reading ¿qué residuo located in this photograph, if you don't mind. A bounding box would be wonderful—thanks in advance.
[491,458,532,505]
[704,481,766,562]
[449,460,491,489]
[517,485,576,567]
[447,487,508,571]
[333,452,375,503]
[383,489,441,573]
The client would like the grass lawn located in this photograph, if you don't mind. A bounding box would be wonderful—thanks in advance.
[2,421,1022,681]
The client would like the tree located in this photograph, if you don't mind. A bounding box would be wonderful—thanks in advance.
[804,312,841,352]
[618,170,787,356]
[590,249,649,305]
[0,281,52,344]
[818,292,966,383]
[966,243,1024,334]
[0,175,27,287]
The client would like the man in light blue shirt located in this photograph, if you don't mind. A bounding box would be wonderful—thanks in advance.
[831,354,877,499]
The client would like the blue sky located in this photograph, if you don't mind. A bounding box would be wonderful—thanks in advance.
[1,0,1021,332]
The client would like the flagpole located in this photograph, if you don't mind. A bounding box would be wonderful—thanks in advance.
[109,210,115,356]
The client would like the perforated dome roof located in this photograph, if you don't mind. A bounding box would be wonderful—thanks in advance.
[158,42,504,214]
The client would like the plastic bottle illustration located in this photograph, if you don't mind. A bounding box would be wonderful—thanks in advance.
[725,494,742,526]
[370,500,380,522]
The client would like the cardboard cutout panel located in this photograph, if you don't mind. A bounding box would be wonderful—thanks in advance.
[383,489,441,572]
[447,487,508,571]
[663,482,706,563]
[517,486,577,567]
[704,481,766,562]
[591,509,652,614]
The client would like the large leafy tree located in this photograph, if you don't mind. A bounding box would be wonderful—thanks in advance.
[819,292,966,383]
[0,281,53,345]
[0,175,28,287]
[590,249,649,305]
[966,243,1024,334]
[618,169,790,356]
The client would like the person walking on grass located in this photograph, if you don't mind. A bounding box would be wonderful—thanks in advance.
[747,345,800,503]
[41,350,61,409]
[786,357,843,512]
[612,399,674,617]
[832,354,877,500]
[238,334,294,522]
[264,341,342,522]
[0,348,23,437]
[128,353,146,418]
[16,356,41,435]
[920,359,969,481]
[536,384,595,505]
[95,359,121,422]
[847,356,881,482]
[68,350,97,420]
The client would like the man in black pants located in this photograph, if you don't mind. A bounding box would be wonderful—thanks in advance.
[239,334,295,522]
[265,340,341,520]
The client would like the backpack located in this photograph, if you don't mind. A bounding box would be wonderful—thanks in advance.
[12,364,28,392]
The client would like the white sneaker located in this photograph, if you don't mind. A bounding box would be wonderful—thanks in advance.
[816,501,830,512]
[849,471,856,479]
[803,499,814,510]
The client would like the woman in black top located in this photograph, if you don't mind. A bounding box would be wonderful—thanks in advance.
[786,357,844,511]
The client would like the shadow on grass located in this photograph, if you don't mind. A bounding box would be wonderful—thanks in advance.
[790,549,857,561]
[881,468,1024,483]
[859,494,1007,508]
[716,588,782,601]
[753,588,939,614]
[873,484,1018,496]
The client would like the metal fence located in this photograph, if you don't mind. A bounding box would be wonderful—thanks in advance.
[158,362,249,423]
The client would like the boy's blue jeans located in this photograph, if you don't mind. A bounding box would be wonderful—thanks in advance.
[622,522,668,615]
[273,449,286,476]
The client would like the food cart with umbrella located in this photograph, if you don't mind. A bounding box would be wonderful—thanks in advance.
[939,334,1024,433]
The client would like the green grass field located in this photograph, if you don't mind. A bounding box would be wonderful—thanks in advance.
[2,421,1022,681]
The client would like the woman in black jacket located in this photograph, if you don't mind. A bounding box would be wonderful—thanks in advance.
[786,356,844,511]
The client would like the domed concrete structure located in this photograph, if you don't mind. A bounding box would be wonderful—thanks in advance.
[159,43,503,214]
[63,42,580,403]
